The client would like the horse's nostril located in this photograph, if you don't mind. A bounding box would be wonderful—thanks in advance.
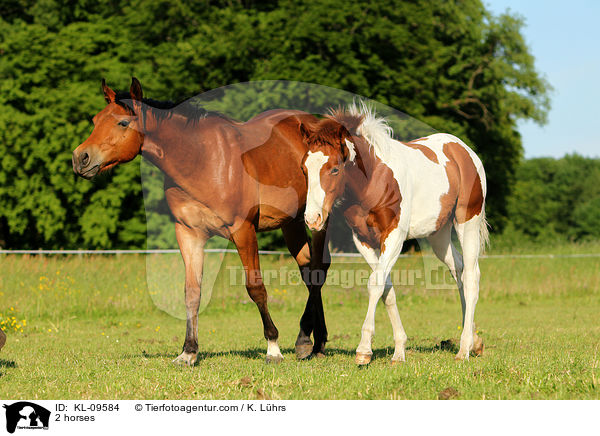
[81,152,89,167]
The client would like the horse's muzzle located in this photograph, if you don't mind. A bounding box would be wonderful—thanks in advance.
[305,213,325,232]
[72,150,99,179]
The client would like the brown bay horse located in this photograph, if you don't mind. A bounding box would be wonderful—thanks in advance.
[72,78,330,365]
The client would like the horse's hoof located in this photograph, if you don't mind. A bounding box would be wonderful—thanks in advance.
[0,329,6,351]
[391,358,404,366]
[472,336,484,357]
[265,354,284,364]
[454,350,469,361]
[173,352,197,366]
[295,343,313,360]
[355,352,372,366]
[312,352,326,359]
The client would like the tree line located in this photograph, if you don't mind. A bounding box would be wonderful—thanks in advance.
[0,0,554,249]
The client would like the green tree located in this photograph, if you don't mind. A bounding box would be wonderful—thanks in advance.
[0,0,550,249]
[505,155,600,242]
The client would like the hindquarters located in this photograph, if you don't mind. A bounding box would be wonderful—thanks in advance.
[434,137,487,253]
[241,111,319,230]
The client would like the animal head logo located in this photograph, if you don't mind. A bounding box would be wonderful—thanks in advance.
[3,402,50,434]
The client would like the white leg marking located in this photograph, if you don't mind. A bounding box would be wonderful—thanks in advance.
[353,232,407,362]
[266,339,283,360]
[382,286,408,362]
[354,226,407,361]
[454,215,482,360]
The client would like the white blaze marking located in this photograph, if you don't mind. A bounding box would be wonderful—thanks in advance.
[304,151,329,224]
[345,139,357,162]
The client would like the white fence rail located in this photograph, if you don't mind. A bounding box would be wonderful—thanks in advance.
[1,249,599,259]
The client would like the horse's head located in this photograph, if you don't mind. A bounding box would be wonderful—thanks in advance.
[72,78,145,179]
[300,118,357,231]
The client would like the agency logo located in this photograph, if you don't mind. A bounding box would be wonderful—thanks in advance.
[3,402,50,433]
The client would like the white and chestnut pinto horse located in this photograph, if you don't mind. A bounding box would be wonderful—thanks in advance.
[300,103,488,365]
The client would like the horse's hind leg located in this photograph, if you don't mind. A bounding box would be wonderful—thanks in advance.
[282,220,314,359]
[428,221,480,356]
[428,221,464,288]
[454,215,484,360]
[308,227,330,356]
[173,223,206,366]
[232,222,283,363]
[282,220,330,359]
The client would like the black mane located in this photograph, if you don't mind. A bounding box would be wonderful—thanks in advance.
[114,92,230,126]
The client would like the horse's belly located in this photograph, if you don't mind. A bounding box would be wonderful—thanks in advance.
[405,182,448,239]
[407,211,441,239]
[257,181,304,231]
[257,205,297,231]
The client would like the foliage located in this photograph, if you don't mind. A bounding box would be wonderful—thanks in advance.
[501,154,600,243]
[0,0,550,249]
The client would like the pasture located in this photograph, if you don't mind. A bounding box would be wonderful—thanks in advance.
[0,245,598,400]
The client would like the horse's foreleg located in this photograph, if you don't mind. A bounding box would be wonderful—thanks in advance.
[173,224,206,366]
[355,227,406,365]
[232,223,283,363]
[454,215,483,360]
[381,286,408,364]
[353,233,407,364]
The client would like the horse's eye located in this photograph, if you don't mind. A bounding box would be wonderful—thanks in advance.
[118,119,130,127]
[330,167,340,175]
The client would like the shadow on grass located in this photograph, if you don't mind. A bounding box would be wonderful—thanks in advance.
[411,341,459,354]
[123,341,457,365]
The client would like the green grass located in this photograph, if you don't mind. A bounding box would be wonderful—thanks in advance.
[0,248,599,400]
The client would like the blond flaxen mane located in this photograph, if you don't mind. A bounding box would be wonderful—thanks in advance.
[330,100,396,162]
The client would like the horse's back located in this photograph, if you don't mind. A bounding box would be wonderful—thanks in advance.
[397,133,486,237]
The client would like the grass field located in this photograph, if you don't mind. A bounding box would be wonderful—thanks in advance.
[0,244,599,400]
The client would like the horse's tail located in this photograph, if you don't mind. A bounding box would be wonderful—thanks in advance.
[479,207,490,254]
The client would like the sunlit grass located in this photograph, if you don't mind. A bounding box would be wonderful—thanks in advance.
[0,247,598,399]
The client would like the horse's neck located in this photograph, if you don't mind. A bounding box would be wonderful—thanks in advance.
[344,139,400,206]
[141,115,230,185]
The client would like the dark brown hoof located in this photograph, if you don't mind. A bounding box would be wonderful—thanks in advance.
[472,336,484,357]
[265,354,284,364]
[295,343,313,360]
[355,352,372,366]
[312,352,326,359]
[0,329,6,351]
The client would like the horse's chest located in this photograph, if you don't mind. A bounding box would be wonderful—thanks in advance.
[165,186,229,237]
[343,204,385,249]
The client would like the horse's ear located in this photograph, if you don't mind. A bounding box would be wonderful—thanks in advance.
[101,78,116,104]
[298,122,312,143]
[334,124,351,160]
[130,77,143,101]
